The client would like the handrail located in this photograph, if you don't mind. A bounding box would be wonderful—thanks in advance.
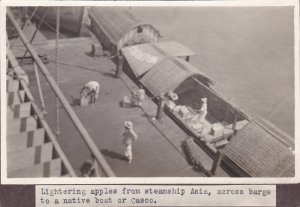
[7,9,116,177]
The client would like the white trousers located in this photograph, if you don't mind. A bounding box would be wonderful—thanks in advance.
[124,145,133,161]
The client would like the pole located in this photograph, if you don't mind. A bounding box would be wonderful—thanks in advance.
[156,93,165,120]
[185,56,190,62]
[211,150,224,175]
[34,62,47,114]
[7,9,115,177]
[232,112,238,134]
[55,7,61,136]
[116,53,124,78]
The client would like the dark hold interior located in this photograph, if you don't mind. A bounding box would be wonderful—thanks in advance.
[174,76,246,125]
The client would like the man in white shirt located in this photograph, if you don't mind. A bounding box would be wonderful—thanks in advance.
[198,97,208,122]
[132,85,146,107]
[80,81,100,106]
[121,121,138,164]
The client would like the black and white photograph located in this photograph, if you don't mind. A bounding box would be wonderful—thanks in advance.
[2,1,298,182]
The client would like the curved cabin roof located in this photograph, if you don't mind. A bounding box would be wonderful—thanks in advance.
[140,57,214,96]
[89,7,160,45]
[121,41,195,77]
[223,118,294,177]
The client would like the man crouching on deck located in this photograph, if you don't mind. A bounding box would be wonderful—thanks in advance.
[80,81,100,106]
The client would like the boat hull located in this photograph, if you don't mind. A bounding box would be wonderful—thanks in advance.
[28,7,84,36]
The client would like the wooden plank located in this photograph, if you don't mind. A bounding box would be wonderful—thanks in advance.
[7,102,32,120]
[7,142,54,173]
[7,116,37,135]
[7,128,45,152]
[6,79,20,92]
[8,158,62,178]
[7,90,26,106]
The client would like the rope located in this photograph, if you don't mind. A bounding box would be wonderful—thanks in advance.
[55,7,61,136]
[31,10,66,39]
[19,8,50,66]
[9,7,40,49]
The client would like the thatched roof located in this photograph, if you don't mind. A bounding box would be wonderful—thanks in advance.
[140,57,214,96]
[223,118,294,177]
[89,7,160,45]
[121,41,195,77]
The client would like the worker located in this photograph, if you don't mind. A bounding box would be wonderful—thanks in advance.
[156,93,166,120]
[116,51,124,78]
[89,43,96,57]
[80,155,100,177]
[80,81,100,106]
[132,85,146,107]
[197,97,208,122]
[165,91,178,110]
[170,92,178,102]
[120,121,138,164]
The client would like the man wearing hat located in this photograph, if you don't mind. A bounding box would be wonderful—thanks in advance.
[121,121,138,164]
[198,97,208,122]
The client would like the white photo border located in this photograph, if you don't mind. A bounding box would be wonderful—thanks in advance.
[1,0,299,184]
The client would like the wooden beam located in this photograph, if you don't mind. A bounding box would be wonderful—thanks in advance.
[210,150,224,175]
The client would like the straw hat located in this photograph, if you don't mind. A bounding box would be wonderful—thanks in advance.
[171,93,178,101]
[124,121,133,129]
[201,97,207,103]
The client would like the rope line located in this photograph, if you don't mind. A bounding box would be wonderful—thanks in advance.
[32,10,66,39]
[9,7,40,49]
[19,8,50,66]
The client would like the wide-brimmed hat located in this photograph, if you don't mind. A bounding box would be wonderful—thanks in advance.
[171,93,178,101]
[201,97,207,103]
[124,121,133,129]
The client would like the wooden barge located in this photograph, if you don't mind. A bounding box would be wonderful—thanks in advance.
[123,42,294,177]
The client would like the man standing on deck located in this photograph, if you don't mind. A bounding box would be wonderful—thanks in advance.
[156,93,167,120]
[132,85,146,107]
[198,97,208,122]
[121,121,138,164]
[80,81,100,106]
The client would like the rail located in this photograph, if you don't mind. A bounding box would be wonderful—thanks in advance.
[7,8,116,177]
